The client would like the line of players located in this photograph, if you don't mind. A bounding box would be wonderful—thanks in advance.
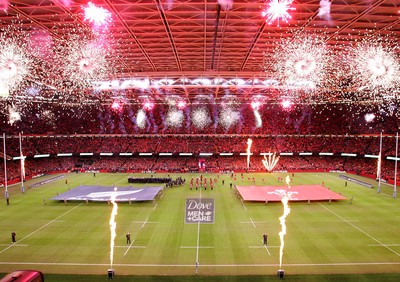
[190,175,217,190]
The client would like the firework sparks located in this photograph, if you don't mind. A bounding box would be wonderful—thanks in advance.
[109,186,118,268]
[219,108,240,129]
[191,108,211,130]
[279,176,291,268]
[254,110,262,128]
[83,2,112,28]
[346,36,400,99]
[166,109,184,128]
[0,27,33,96]
[262,0,296,26]
[60,36,112,90]
[8,107,21,125]
[136,109,147,129]
[262,152,280,172]
[272,35,334,92]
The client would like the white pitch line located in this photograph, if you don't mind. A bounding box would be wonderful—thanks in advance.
[240,221,266,224]
[319,203,400,257]
[0,203,83,255]
[369,244,400,247]
[131,221,158,224]
[0,244,28,247]
[141,217,149,229]
[241,200,247,211]
[123,239,135,256]
[115,245,146,249]
[249,217,256,228]
[153,203,158,211]
[180,246,214,249]
[263,244,271,256]
[195,190,202,267]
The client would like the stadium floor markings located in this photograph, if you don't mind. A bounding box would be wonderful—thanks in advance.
[241,200,247,211]
[180,246,214,249]
[123,239,136,256]
[318,203,400,257]
[141,217,149,229]
[0,261,399,268]
[248,241,274,256]
[240,221,266,225]
[249,245,279,248]
[249,217,256,228]
[0,244,28,247]
[369,244,400,247]
[116,245,146,249]
[131,221,158,224]
[0,203,83,255]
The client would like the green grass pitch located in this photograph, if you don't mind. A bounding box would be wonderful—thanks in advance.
[0,171,399,281]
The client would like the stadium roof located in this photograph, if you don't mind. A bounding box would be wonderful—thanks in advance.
[0,0,399,104]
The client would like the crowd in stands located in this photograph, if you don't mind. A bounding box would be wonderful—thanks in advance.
[2,134,395,157]
[1,101,399,136]
[0,100,399,185]
[1,153,398,186]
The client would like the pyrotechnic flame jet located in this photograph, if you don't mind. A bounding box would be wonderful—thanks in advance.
[279,176,292,268]
[262,152,280,172]
[109,187,118,268]
[246,138,253,170]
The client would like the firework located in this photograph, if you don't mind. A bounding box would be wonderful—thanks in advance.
[83,2,112,29]
[8,106,21,125]
[262,0,295,26]
[166,109,184,128]
[136,109,147,129]
[191,108,211,130]
[60,36,112,90]
[346,36,400,99]
[254,110,262,128]
[272,34,335,92]
[0,26,33,96]
[219,108,240,129]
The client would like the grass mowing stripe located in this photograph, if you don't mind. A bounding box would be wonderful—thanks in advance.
[318,203,400,257]
[0,203,83,255]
